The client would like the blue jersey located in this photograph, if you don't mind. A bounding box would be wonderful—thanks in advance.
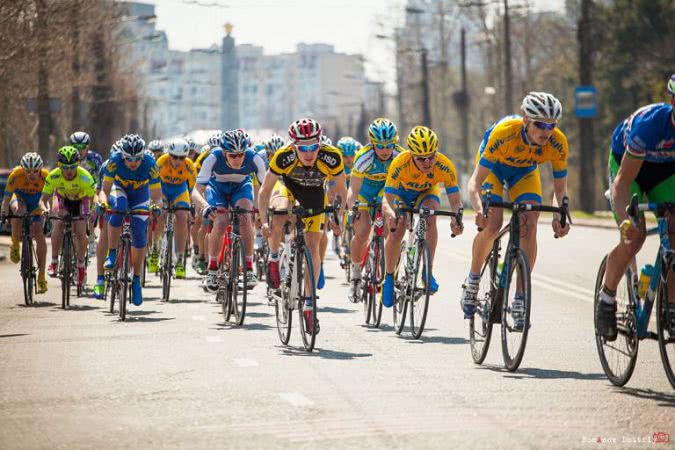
[256,149,269,169]
[196,148,267,187]
[81,151,104,185]
[611,103,675,163]
[102,152,160,191]
[351,143,402,192]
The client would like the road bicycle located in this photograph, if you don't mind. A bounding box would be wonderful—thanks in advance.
[2,213,40,305]
[50,214,88,309]
[159,205,191,302]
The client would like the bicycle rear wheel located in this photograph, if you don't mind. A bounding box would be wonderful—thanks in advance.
[119,242,129,321]
[409,243,431,339]
[230,237,247,326]
[21,235,34,306]
[393,252,408,335]
[371,238,385,328]
[61,233,72,309]
[470,247,498,365]
[593,254,638,387]
[275,282,292,345]
[656,276,675,390]
[161,232,173,302]
[107,273,115,314]
[500,249,531,371]
[298,247,317,352]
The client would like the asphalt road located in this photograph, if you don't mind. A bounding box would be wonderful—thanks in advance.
[0,222,673,449]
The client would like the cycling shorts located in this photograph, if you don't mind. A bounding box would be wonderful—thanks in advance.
[271,180,325,233]
[388,184,441,208]
[205,181,253,209]
[9,192,43,222]
[108,185,150,248]
[480,162,542,203]
[161,182,191,209]
[53,193,90,217]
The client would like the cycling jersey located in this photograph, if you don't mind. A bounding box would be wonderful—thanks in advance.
[195,146,214,173]
[385,151,459,197]
[102,152,160,191]
[80,151,104,185]
[4,167,49,198]
[478,115,568,178]
[156,154,197,190]
[196,148,266,187]
[256,149,270,170]
[610,103,675,163]
[43,167,96,200]
[352,144,402,205]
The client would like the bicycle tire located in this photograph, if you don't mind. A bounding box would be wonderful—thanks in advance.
[656,276,675,390]
[275,278,293,345]
[393,244,408,335]
[470,246,498,365]
[593,254,638,387]
[141,254,147,287]
[21,234,34,306]
[61,232,72,309]
[298,246,317,352]
[119,241,129,321]
[76,238,83,298]
[161,231,173,302]
[410,243,431,339]
[230,237,247,326]
[107,273,115,314]
[371,238,385,328]
[500,249,531,372]
[360,254,371,324]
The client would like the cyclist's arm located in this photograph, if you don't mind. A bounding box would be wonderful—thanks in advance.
[468,164,490,213]
[612,153,643,225]
[1,195,10,216]
[192,184,208,211]
[38,192,52,214]
[257,170,279,225]
[346,176,363,210]
[150,185,163,206]
[332,172,348,218]
[101,178,113,198]
[552,176,568,208]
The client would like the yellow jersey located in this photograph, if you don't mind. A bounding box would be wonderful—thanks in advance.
[385,151,459,195]
[478,116,568,178]
[4,167,49,198]
[156,154,197,190]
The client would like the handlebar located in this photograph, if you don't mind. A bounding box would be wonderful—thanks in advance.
[390,206,464,237]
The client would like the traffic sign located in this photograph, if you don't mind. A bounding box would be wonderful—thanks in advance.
[575,86,597,118]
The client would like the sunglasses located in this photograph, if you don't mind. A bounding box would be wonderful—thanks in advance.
[226,152,245,159]
[532,121,557,131]
[73,143,88,150]
[61,163,79,170]
[124,155,143,163]
[170,155,187,161]
[297,143,320,153]
[373,143,395,150]
[413,154,435,163]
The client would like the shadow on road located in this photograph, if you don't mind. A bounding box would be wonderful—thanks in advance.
[246,311,272,318]
[364,324,395,332]
[405,335,468,345]
[477,365,606,381]
[17,302,56,308]
[213,322,273,331]
[54,304,100,312]
[613,386,675,408]
[126,316,176,323]
[0,333,29,339]
[166,298,206,304]
[318,306,356,314]
[279,346,373,360]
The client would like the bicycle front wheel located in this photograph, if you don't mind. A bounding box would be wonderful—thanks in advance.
[656,277,675,390]
[470,246,498,365]
[119,242,129,321]
[230,237,247,326]
[107,273,115,314]
[161,233,173,302]
[594,254,638,387]
[500,249,531,372]
[298,247,317,352]
[409,243,431,339]
[21,236,34,306]
[61,233,72,309]
[393,247,407,335]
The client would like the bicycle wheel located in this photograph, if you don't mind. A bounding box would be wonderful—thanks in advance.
[593,255,638,387]
[107,273,115,314]
[21,235,34,306]
[656,276,675,390]
[371,238,385,328]
[141,253,147,287]
[161,232,172,302]
[297,247,317,352]
[275,275,293,345]
[229,237,247,326]
[76,240,84,298]
[393,247,408,335]
[470,247,498,365]
[119,242,129,321]
[61,233,72,309]
[500,249,531,371]
[409,243,431,339]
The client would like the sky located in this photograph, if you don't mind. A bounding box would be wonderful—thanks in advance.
[147,0,566,85]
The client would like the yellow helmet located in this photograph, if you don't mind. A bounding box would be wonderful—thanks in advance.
[406,126,438,156]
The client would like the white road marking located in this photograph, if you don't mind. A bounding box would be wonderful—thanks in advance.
[278,392,314,407]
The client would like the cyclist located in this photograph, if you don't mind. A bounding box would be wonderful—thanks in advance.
[192,129,266,292]
[596,75,675,341]
[187,138,200,162]
[460,92,571,328]
[345,119,402,302]
[381,126,464,307]
[258,118,347,333]
[70,131,103,257]
[254,135,285,251]
[147,139,164,161]
[0,153,49,293]
[102,134,162,306]
[153,138,197,279]
[41,146,97,290]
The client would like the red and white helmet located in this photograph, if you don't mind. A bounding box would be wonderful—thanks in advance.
[288,118,321,142]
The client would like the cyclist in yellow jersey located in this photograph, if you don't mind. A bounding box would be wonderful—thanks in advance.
[381,126,464,307]
[147,139,164,161]
[151,139,197,279]
[0,153,49,293]
[40,146,97,289]
[460,92,571,319]
[258,118,347,334]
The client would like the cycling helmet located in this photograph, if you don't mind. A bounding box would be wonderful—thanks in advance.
[57,145,81,165]
[69,131,91,147]
[186,137,199,152]
[120,134,145,159]
[220,129,251,153]
[406,126,438,156]
[147,140,163,152]
[320,135,332,146]
[521,92,562,121]
[264,134,285,153]
[20,152,43,170]
[337,137,359,157]
[254,143,266,153]
[368,118,399,144]
[668,74,675,97]
[288,118,321,142]
[168,138,190,157]
[207,131,223,148]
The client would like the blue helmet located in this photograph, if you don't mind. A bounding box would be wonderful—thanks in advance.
[120,134,145,158]
[368,118,398,144]
[220,129,251,153]
[336,137,360,157]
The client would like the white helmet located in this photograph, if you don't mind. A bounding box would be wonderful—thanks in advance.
[521,92,562,121]
[147,140,163,152]
[168,138,190,157]
[20,152,43,170]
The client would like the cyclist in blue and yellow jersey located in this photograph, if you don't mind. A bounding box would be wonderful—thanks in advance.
[152,138,197,279]
[596,75,675,341]
[381,126,464,308]
[0,153,49,293]
[192,129,267,292]
[345,119,402,302]
[41,146,97,290]
[460,92,571,327]
[102,134,162,306]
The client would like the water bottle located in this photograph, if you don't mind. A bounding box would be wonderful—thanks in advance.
[638,264,654,299]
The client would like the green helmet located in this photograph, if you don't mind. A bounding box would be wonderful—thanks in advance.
[57,145,80,166]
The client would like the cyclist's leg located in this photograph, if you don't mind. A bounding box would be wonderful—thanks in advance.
[9,195,26,245]
[107,186,128,254]
[469,170,505,275]
[205,184,230,270]
[508,165,542,271]
[31,213,47,282]
[415,186,442,264]
[644,168,675,303]
[268,181,292,255]
[168,187,191,264]
[383,193,409,275]
[350,193,373,268]
[231,181,255,267]
[72,199,89,265]
[50,194,65,269]
[303,218,325,292]
[128,188,151,278]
